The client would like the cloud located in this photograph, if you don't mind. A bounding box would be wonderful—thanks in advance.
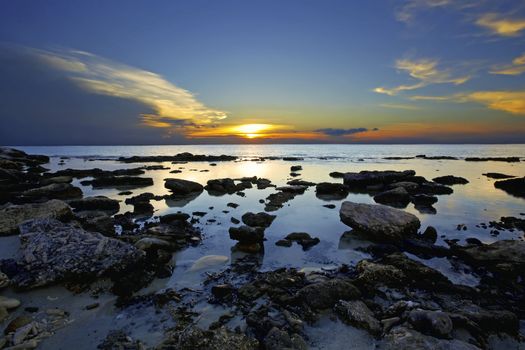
[374,58,470,96]
[395,0,453,24]
[33,47,228,131]
[476,13,525,37]
[490,53,525,75]
[410,90,525,115]
[314,128,377,136]
[380,103,421,110]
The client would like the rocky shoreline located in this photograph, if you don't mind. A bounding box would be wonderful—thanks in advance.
[0,146,524,349]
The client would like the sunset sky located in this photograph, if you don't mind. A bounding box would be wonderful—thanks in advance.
[1,0,525,144]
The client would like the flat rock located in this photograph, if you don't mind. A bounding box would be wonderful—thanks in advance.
[69,196,120,214]
[0,200,72,236]
[10,219,144,289]
[340,201,420,241]
[334,300,381,336]
[432,175,469,185]
[164,178,203,195]
[21,183,82,200]
[494,177,525,198]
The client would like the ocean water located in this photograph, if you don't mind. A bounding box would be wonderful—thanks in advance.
[5,144,525,348]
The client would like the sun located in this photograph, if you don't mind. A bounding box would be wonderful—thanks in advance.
[233,124,273,138]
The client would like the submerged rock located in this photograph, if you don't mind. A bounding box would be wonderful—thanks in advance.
[453,240,525,274]
[7,219,144,289]
[0,200,72,235]
[340,201,420,241]
[282,232,320,250]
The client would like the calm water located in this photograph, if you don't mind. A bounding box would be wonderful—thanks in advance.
[5,144,525,348]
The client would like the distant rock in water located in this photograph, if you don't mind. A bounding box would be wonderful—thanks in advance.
[164,178,203,195]
[339,201,420,241]
[83,176,153,188]
[482,172,516,179]
[241,212,276,228]
[432,175,469,185]
[465,157,520,162]
[118,152,237,163]
[494,177,525,198]
[69,196,120,214]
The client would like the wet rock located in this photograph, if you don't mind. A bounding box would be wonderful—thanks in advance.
[86,176,153,188]
[297,278,360,310]
[9,219,144,289]
[21,183,82,200]
[407,309,453,338]
[275,185,308,194]
[205,178,238,195]
[418,182,453,195]
[374,187,410,208]
[189,255,229,271]
[421,226,438,243]
[119,153,237,163]
[482,172,515,179]
[355,260,405,288]
[411,194,438,206]
[0,199,72,236]
[287,179,316,187]
[343,170,416,188]
[323,204,336,209]
[264,327,307,350]
[383,326,480,350]
[241,212,276,228]
[290,165,302,172]
[453,240,525,274]
[133,201,154,215]
[75,210,115,236]
[211,284,234,299]
[494,177,525,198]
[159,212,190,225]
[159,325,259,349]
[432,175,469,185]
[334,300,381,336]
[69,196,120,214]
[229,226,265,244]
[275,239,293,247]
[227,202,239,208]
[282,232,320,250]
[39,175,73,186]
[98,330,143,350]
[340,201,420,241]
[315,182,348,199]
[329,171,344,178]
[164,178,204,195]
[465,156,520,162]
[387,181,419,192]
[256,178,274,189]
[134,237,173,251]
[265,191,296,212]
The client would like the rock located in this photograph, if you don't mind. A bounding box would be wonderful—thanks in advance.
[69,196,120,213]
[287,179,316,187]
[85,176,153,188]
[283,232,320,250]
[453,240,525,274]
[0,306,7,323]
[297,279,360,309]
[211,284,234,299]
[421,226,438,243]
[275,239,293,247]
[10,219,144,289]
[134,237,173,251]
[265,191,297,211]
[133,201,154,214]
[39,176,73,185]
[98,330,143,350]
[355,260,405,288]
[494,177,525,198]
[340,201,420,241]
[290,165,302,172]
[241,212,276,228]
[229,226,265,243]
[482,172,515,179]
[21,183,82,200]
[387,181,419,191]
[4,315,32,334]
[374,187,410,208]
[119,153,237,163]
[323,204,336,209]
[334,300,381,336]
[432,175,469,185]
[256,178,274,189]
[159,212,190,224]
[205,178,241,195]
[0,200,72,236]
[275,185,308,194]
[189,255,229,272]
[75,210,115,236]
[329,171,344,178]
[164,178,203,195]
[418,182,453,195]
[0,296,21,310]
[158,325,258,349]
[383,326,480,350]
[0,272,9,289]
[343,170,416,188]
[315,182,348,199]
[465,156,520,162]
[408,309,453,338]
[264,327,307,350]
[411,194,438,206]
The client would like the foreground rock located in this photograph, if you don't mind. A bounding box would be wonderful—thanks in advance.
[453,240,525,275]
[158,326,258,349]
[340,201,420,241]
[0,200,72,235]
[69,196,120,214]
[494,177,525,198]
[21,183,82,200]
[3,219,144,289]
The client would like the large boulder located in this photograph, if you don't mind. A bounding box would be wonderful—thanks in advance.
[0,200,72,236]
[453,240,525,274]
[164,178,203,195]
[296,278,360,310]
[7,219,144,289]
[339,201,420,241]
[343,170,416,188]
[21,183,82,200]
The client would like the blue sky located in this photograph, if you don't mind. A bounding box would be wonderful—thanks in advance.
[1,0,525,144]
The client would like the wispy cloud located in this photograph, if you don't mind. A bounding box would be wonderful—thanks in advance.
[490,53,525,75]
[411,90,525,115]
[380,103,421,110]
[476,13,525,37]
[396,0,453,24]
[374,58,470,96]
[315,128,378,136]
[34,47,227,131]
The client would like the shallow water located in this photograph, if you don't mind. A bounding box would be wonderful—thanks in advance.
[4,144,525,348]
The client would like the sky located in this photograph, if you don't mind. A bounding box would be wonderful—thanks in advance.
[1,0,525,145]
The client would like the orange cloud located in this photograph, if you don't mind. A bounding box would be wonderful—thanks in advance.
[476,13,525,37]
[491,53,525,75]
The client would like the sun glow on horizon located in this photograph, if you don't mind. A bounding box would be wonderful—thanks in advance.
[233,124,273,138]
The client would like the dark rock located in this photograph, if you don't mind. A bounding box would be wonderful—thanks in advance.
[287,179,316,187]
[157,325,258,349]
[297,278,360,310]
[164,178,203,195]
[119,153,237,163]
[264,327,307,350]
[275,239,293,247]
[408,309,453,338]
[211,284,234,299]
[315,182,348,199]
[494,177,525,198]
[283,232,320,250]
[230,217,240,224]
[418,182,453,195]
[334,300,381,336]
[421,226,438,243]
[265,191,297,212]
[374,187,410,208]
[21,183,82,200]
[241,212,276,228]
[227,202,239,208]
[229,226,265,243]
[69,196,120,214]
[384,326,479,350]
[465,157,520,162]
[482,172,515,179]
[329,171,344,178]
[323,204,336,209]
[432,175,469,185]
[343,170,416,188]
[87,176,153,188]
[290,165,302,172]
[159,213,190,225]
